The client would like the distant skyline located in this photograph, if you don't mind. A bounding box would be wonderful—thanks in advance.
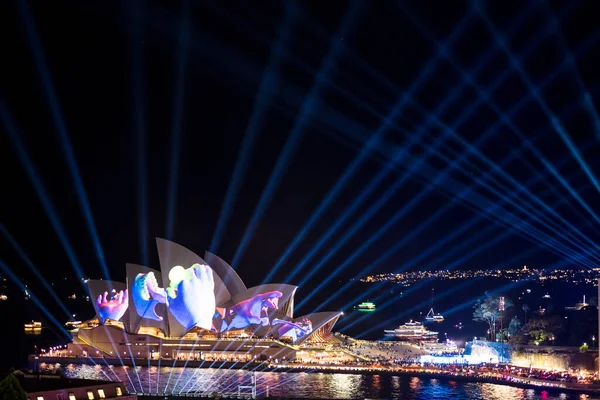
[2,0,600,308]
[360,265,600,287]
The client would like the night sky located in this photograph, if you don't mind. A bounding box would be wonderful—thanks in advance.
[2,0,600,302]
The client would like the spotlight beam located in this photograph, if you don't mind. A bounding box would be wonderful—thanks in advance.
[262,9,475,284]
[0,222,73,319]
[165,0,191,240]
[478,4,600,225]
[556,127,600,194]
[295,36,599,306]
[393,1,600,251]
[0,102,87,287]
[310,105,600,306]
[210,3,295,254]
[545,7,600,196]
[356,245,588,338]
[18,0,111,282]
[329,28,600,251]
[283,2,579,286]
[0,259,116,383]
[345,182,596,334]
[583,92,600,140]
[370,254,580,340]
[318,152,598,312]
[0,256,71,341]
[545,3,588,93]
[302,146,595,311]
[231,1,363,268]
[129,0,149,266]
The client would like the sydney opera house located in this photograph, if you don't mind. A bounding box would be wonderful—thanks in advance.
[66,239,344,362]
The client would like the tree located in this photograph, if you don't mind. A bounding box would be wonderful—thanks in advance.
[473,294,513,341]
[522,304,530,322]
[507,316,522,336]
[516,315,564,345]
[0,373,27,400]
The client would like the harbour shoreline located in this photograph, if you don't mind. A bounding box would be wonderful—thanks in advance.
[32,355,600,396]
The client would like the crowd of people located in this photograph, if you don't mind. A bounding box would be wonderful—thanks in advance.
[35,338,600,390]
[341,341,428,363]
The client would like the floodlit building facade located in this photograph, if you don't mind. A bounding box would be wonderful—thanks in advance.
[65,239,342,361]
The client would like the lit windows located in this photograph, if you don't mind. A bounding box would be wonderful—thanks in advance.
[115,387,122,396]
[37,397,44,400]
[87,391,94,400]
[97,389,105,399]
[69,393,76,400]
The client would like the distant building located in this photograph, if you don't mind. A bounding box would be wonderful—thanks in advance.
[3,370,135,400]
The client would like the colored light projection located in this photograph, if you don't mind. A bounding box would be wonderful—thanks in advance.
[87,280,129,324]
[126,263,168,333]
[89,240,304,336]
[276,316,313,342]
[215,290,283,332]
[127,262,285,335]
[132,270,166,321]
[165,263,216,331]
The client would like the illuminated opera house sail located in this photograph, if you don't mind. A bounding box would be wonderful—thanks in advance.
[69,239,342,360]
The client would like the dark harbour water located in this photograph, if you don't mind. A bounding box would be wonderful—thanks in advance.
[46,364,598,400]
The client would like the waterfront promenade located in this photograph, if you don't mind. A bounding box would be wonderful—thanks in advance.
[30,354,600,396]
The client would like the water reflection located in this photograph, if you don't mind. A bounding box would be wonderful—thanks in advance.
[410,376,421,391]
[52,365,600,400]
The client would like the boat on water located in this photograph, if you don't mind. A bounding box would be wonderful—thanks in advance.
[354,301,376,311]
[24,321,42,330]
[424,288,444,323]
[424,307,444,323]
[384,320,439,342]
[565,295,589,311]
[65,320,82,330]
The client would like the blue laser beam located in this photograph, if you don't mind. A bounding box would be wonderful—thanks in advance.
[18,0,111,282]
[0,222,73,319]
[355,249,580,338]
[326,136,600,324]
[399,0,600,249]
[318,148,599,313]
[172,336,207,393]
[121,331,144,392]
[414,255,581,337]
[555,125,600,194]
[0,259,115,382]
[345,181,597,334]
[477,4,600,226]
[392,4,600,250]
[544,6,600,196]
[545,4,588,93]
[583,92,600,140]
[295,39,595,307]
[263,9,475,284]
[365,25,600,256]
[210,3,295,254]
[283,1,553,286]
[0,101,86,286]
[128,0,149,266]
[230,1,364,268]
[0,256,71,341]
[165,0,191,241]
